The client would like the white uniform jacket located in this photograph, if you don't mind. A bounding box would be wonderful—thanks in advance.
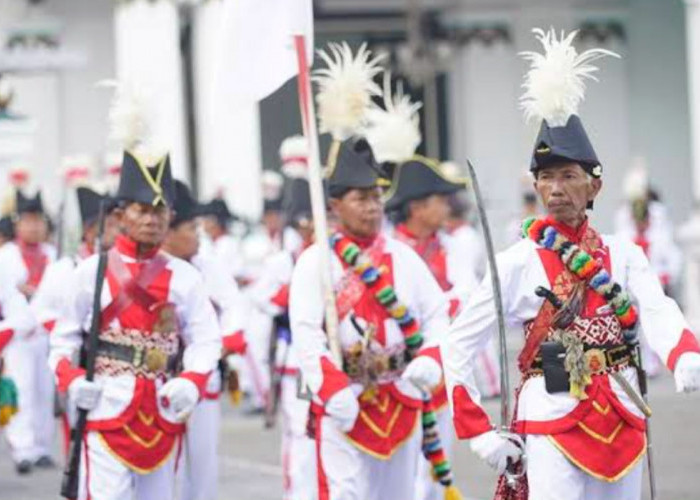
[48,236,221,428]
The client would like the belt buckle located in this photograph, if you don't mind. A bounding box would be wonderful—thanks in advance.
[133,345,144,368]
[145,348,168,372]
[585,348,607,375]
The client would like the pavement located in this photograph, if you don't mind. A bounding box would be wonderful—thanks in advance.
[1,370,699,499]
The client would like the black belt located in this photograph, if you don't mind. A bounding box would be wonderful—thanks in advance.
[530,342,632,372]
[96,339,180,374]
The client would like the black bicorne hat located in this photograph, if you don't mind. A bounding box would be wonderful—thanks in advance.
[171,180,201,228]
[530,115,601,177]
[200,197,236,227]
[0,216,14,240]
[15,190,44,214]
[77,187,116,227]
[283,178,312,227]
[116,151,175,207]
[384,156,465,212]
[327,138,381,198]
[263,197,284,213]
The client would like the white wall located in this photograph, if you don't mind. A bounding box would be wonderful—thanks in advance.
[444,0,692,246]
[1,0,115,212]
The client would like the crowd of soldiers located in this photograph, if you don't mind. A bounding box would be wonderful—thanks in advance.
[1,27,700,500]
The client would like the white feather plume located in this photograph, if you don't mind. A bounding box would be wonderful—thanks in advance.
[100,80,166,165]
[60,154,93,187]
[279,135,308,179]
[623,161,649,201]
[360,72,422,164]
[313,42,385,141]
[520,28,619,126]
[262,170,284,201]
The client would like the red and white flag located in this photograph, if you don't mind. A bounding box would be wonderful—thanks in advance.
[216,0,314,102]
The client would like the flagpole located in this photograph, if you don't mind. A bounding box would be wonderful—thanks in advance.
[293,34,342,365]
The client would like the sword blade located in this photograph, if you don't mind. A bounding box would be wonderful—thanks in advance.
[465,160,511,430]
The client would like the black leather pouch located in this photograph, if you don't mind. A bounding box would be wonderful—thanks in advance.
[540,341,570,393]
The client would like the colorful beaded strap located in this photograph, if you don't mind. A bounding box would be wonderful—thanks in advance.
[330,233,424,358]
[522,217,638,330]
[421,398,464,499]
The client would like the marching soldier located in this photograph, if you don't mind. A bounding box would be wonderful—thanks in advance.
[385,158,482,500]
[0,190,58,473]
[442,29,700,500]
[289,138,451,500]
[48,84,221,499]
[247,136,317,500]
[0,271,36,430]
[162,180,248,500]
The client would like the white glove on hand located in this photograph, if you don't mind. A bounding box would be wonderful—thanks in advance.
[325,387,360,432]
[68,377,103,411]
[470,430,524,475]
[158,378,199,422]
[401,356,442,391]
[674,352,700,393]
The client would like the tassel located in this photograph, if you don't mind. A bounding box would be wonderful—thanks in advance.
[0,376,18,427]
[421,397,466,500]
[444,484,465,500]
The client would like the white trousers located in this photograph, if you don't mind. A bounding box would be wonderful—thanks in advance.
[180,398,220,500]
[414,407,454,500]
[4,333,55,462]
[239,308,271,408]
[316,414,421,500]
[281,375,316,500]
[78,431,177,500]
[526,435,643,500]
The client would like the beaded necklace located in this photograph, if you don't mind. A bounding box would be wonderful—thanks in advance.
[330,232,463,499]
[330,232,424,358]
[522,217,638,330]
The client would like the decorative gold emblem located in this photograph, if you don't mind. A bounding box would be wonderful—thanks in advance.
[584,348,607,374]
[536,145,551,155]
[152,303,177,333]
[145,348,168,372]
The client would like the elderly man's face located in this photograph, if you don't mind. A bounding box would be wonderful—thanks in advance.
[534,162,601,227]
[116,202,171,247]
[329,187,383,239]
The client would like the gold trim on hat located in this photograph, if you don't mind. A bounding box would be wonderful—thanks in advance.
[127,151,167,206]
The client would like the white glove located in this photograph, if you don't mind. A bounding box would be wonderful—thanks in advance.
[674,352,700,393]
[68,377,103,411]
[401,356,442,391]
[325,387,360,432]
[158,378,200,422]
[470,430,524,475]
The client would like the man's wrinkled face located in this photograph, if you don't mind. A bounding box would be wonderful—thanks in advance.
[165,220,200,261]
[15,212,46,245]
[330,187,383,239]
[116,202,171,247]
[534,162,601,225]
[409,194,450,232]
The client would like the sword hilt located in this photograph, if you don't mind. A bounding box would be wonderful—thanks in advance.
[535,286,563,309]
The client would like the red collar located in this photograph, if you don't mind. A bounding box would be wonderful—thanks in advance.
[16,239,42,254]
[337,227,379,250]
[545,216,589,244]
[114,234,160,260]
[395,224,438,247]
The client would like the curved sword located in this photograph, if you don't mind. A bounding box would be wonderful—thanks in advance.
[465,160,525,487]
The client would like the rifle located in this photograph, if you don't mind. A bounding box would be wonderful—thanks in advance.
[60,200,108,499]
[264,315,289,429]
